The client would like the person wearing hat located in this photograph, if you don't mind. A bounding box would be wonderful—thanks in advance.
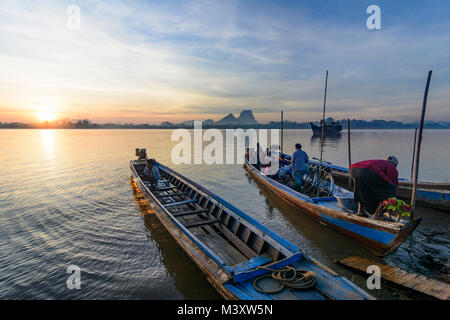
[349,156,399,217]
[143,158,160,188]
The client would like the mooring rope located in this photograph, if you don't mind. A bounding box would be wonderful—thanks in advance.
[252,265,316,294]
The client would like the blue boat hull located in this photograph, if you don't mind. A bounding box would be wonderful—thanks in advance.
[244,162,421,256]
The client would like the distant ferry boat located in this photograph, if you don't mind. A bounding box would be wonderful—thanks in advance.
[310,119,343,136]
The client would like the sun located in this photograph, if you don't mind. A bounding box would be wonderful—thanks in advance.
[36,107,56,122]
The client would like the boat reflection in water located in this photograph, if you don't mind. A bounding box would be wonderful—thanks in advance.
[130,179,221,299]
[310,134,342,144]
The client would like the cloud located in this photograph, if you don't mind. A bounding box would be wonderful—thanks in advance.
[0,0,449,123]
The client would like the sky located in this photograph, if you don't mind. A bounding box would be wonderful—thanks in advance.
[0,0,449,124]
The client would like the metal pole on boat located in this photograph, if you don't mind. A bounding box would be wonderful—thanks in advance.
[347,118,352,187]
[410,128,417,180]
[318,70,328,183]
[281,110,284,155]
[411,71,433,215]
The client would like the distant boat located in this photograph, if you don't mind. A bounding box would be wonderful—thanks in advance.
[130,156,374,300]
[310,119,343,136]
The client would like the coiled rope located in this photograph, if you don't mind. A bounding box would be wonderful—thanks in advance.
[252,265,316,294]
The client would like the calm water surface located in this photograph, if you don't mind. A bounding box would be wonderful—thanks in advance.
[0,129,449,299]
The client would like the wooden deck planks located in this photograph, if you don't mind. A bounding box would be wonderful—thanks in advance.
[195,231,248,266]
[167,195,249,267]
[156,170,281,276]
[336,256,450,300]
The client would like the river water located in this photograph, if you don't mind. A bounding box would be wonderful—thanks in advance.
[0,129,449,299]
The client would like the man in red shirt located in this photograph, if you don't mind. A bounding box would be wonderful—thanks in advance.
[349,156,399,217]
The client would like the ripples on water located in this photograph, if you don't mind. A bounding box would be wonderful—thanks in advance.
[0,129,448,299]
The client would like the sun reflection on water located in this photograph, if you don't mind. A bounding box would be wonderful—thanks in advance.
[41,130,55,155]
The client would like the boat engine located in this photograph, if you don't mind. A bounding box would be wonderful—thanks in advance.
[135,148,147,160]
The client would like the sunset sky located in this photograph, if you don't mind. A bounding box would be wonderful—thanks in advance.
[0,0,449,124]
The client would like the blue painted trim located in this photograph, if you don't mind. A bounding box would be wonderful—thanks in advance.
[340,277,375,300]
[309,159,349,172]
[416,189,450,201]
[320,213,395,245]
[310,196,337,202]
[233,252,303,283]
[231,255,273,274]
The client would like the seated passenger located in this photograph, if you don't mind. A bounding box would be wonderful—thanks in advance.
[284,173,295,189]
[279,154,289,167]
[143,158,160,188]
[278,163,293,183]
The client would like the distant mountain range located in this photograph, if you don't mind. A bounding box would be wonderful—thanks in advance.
[2,109,450,129]
[216,110,258,125]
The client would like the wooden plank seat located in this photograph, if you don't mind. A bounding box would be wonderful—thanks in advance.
[164,199,197,207]
[173,209,210,217]
[166,197,251,266]
[184,218,222,229]
[156,170,281,266]
[155,186,178,192]
[156,192,186,198]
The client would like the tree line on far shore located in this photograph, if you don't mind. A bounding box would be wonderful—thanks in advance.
[1,118,450,129]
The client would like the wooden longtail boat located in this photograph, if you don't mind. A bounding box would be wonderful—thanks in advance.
[308,160,450,212]
[243,161,421,256]
[130,159,374,300]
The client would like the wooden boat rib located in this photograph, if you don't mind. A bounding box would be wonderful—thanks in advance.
[308,160,450,212]
[243,161,421,256]
[130,159,374,300]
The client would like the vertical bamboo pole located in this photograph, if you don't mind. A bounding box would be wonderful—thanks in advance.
[410,128,417,180]
[281,111,284,155]
[317,71,328,196]
[411,71,433,215]
[347,118,352,187]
